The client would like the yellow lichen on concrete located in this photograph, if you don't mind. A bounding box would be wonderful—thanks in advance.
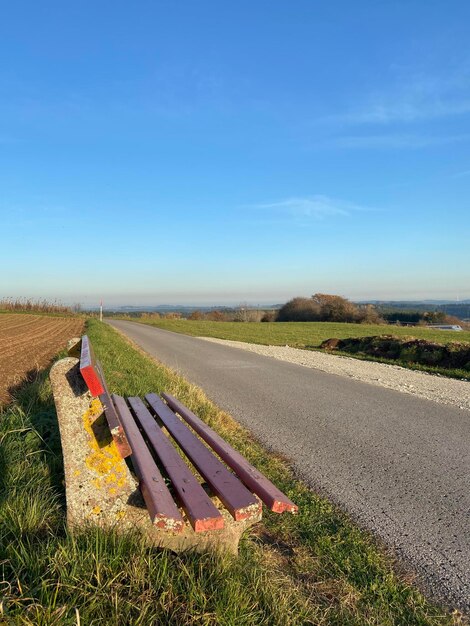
[50,357,139,530]
[82,398,127,489]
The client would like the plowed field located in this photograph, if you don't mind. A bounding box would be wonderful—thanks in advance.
[0,313,85,404]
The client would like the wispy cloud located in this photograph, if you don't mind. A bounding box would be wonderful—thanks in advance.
[451,168,470,178]
[323,66,470,127]
[337,98,470,126]
[248,195,376,220]
[331,133,470,150]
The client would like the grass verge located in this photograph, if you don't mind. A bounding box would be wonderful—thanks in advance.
[120,319,470,380]
[0,319,462,625]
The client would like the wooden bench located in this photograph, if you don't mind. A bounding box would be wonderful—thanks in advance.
[76,335,297,536]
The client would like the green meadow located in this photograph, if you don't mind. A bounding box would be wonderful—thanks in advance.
[123,318,470,346]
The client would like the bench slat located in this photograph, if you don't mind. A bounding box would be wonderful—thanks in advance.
[163,393,298,514]
[112,394,184,532]
[146,393,261,521]
[127,397,224,532]
[79,335,104,397]
[96,361,132,459]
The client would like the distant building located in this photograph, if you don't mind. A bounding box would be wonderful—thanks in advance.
[426,324,463,331]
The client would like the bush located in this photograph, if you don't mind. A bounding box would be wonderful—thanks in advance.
[206,310,229,322]
[276,298,321,322]
[142,312,161,319]
[321,335,470,370]
[311,293,359,323]
[356,304,384,324]
[261,312,276,322]
[188,310,204,320]
[277,294,383,324]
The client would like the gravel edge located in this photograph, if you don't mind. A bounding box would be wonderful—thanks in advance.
[198,337,470,412]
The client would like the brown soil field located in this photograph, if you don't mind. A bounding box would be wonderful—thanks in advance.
[0,313,85,405]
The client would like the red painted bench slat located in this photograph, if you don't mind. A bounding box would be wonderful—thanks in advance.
[79,335,104,397]
[145,393,261,521]
[127,397,224,532]
[112,394,184,532]
[96,361,132,459]
[163,393,298,514]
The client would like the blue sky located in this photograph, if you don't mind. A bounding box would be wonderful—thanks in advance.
[1,1,469,306]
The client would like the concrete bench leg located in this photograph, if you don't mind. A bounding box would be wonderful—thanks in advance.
[50,357,139,527]
[50,357,261,554]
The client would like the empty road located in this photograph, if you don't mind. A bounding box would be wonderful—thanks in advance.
[108,319,470,612]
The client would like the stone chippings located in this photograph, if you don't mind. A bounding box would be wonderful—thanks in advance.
[200,336,470,411]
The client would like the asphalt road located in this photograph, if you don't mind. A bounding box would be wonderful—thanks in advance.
[107,319,470,612]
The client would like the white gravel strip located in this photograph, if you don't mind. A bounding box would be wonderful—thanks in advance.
[198,337,470,411]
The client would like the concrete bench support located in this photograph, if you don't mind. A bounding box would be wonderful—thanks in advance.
[50,357,138,527]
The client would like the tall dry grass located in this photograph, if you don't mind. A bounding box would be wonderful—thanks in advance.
[0,298,74,315]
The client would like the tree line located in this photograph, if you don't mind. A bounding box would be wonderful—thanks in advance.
[110,294,463,325]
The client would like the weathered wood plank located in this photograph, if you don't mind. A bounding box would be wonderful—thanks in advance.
[127,397,224,532]
[112,394,184,532]
[163,393,298,514]
[79,335,104,397]
[145,393,261,521]
[95,361,132,459]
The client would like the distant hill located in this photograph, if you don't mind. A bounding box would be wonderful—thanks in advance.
[359,300,470,321]
[108,305,235,314]
[360,300,470,306]
[96,300,470,320]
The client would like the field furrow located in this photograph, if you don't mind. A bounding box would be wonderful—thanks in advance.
[0,314,84,404]
[0,318,81,355]
[0,315,44,337]
[0,320,62,352]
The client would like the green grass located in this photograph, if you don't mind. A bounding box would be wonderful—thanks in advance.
[122,318,470,347]
[0,319,460,624]
[123,319,470,380]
